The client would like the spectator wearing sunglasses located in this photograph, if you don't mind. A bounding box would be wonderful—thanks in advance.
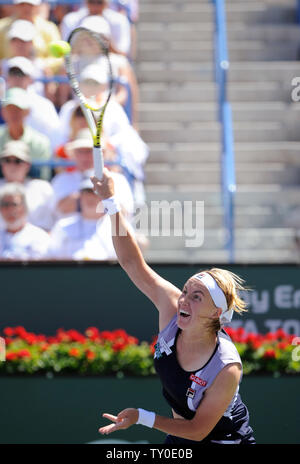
[0,140,54,231]
[0,182,50,260]
[60,0,131,57]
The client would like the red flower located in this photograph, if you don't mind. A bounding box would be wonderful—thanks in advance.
[47,336,59,344]
[150,336,158,355]
[6,352,17,361]
[265,332,276,341]
[252,340,263,350]
[69,348,80,357]
[277,342,289,350]
[17,349,31,359]
[67,330,86,343]
[57,329,71,343]
[100,331,115,342]
[24,333,37,345]
[40,343,50,352]
[85,349,96,360]
[3,327,15,337]
[85,327,100,340]
[127,336,138,345]
[112,342,127,352]
[14,326,27,338]
[275,328,287,340]
[263,349,276,359]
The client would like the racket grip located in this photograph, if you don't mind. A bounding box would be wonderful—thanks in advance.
[93,146,104,180]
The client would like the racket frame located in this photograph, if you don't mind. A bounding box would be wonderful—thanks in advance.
[65,27,114,179]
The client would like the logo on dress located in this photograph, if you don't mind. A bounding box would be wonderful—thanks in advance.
[154,342,162,359]
[189,374,207,387]
[186,387,195,399]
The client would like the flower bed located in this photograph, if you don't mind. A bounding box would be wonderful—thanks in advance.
[0,326,299,376]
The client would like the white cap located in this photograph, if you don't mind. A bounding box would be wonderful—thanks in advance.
[80,63,108,85]
[80,15,111,40]
[7,56,35,78]
[8,20,36,42]
[193,272,233,325]
[13,0,41,5]
[66,129,93,154]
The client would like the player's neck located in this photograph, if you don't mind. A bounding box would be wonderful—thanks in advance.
[179,326,217,350]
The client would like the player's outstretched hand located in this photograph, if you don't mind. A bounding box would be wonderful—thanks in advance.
[99,408,139,435]
[91,168,115,200]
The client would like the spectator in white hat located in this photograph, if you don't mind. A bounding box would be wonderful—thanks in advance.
[48,176,117,260]
[0,182,50,260]
[0,0,61,60]
[60,0,131,57]
[51,128,134,220]
[4,56,62,151]
[0,140,54,231]
[0,87,51,178]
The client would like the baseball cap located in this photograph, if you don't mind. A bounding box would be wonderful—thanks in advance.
[2,87,30,110]
[80,15,111,39]
[8,20,36,42]
[66,129,93,154]
[6,56,35,78]
[13,0,41,5]
[0,141,31,163]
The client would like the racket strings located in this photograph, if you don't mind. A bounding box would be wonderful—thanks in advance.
[69,29,111,112]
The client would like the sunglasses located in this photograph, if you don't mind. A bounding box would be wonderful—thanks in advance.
[0,201,23,208]
[1,158,26,165]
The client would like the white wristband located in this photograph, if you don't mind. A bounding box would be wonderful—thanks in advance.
[102,196,121,216]
[136,408,156,428]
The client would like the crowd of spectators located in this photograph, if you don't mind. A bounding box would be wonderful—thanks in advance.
[0,0,148,261]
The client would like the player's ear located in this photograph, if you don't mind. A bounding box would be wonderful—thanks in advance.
[212,307,222,319]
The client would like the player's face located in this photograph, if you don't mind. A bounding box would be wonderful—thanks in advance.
[177,278,220,330]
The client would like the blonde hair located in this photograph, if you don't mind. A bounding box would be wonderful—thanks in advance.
[195,267,248,332]
[205,267,248,314]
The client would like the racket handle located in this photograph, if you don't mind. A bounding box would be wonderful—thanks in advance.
[93,146,104,180]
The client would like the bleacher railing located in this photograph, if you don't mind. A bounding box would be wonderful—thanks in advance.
[212,0,236,263]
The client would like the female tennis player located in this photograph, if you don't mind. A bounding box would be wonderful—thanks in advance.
[91,169,255,445]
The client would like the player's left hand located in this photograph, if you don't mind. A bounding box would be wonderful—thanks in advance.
[99,408,139,435]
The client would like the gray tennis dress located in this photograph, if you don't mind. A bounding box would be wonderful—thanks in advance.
[153,315,255,444]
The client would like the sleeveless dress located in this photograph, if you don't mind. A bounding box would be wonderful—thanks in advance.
[153,315,255,444]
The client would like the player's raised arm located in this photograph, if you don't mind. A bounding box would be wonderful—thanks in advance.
[91,170,181,329]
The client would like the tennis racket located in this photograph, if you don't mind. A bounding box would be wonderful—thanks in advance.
[65,27,113,179]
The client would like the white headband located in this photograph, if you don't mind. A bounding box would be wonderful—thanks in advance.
[193,272,233,325]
